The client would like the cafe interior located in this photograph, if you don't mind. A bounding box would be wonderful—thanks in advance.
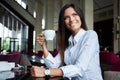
[0,0,120,80]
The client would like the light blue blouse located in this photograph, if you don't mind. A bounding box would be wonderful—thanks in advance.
[44,29,103,80]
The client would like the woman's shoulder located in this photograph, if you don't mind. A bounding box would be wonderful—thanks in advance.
[86,30,97,36]
[82,30,98,40]
[86,30,97,33]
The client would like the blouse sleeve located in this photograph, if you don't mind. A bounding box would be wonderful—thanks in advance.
[43,52,61,68]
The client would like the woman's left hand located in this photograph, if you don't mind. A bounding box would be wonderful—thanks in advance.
[31,66,45,77]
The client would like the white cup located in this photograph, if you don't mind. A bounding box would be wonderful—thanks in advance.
[43,30,55,40]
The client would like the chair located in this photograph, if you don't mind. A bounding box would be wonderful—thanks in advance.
[27,50,36,56]
[0,53,21,66]
[20,54,31,66]
[100,52,120,65]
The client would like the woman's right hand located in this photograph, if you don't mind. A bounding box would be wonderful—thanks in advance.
[36,32,46,48]
[36,32,49,57]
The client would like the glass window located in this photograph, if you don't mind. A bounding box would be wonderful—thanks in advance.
[0,5,28,53]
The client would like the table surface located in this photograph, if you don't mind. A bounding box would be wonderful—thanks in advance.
[0,55,69,80]
[0,68,69,80]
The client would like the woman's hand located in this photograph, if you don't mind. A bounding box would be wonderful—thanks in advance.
[37,32,49,57]
[36,32,46,48]
[31,66,45,77]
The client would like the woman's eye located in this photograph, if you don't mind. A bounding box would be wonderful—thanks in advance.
[64,16,69,20]
[64,13,78,20]
[72,13,78,16]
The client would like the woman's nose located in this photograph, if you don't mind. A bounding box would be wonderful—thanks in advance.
[69,16,74,22]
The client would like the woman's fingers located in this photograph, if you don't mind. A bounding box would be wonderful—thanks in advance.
[30,66,45,77]
[36,33,46,45]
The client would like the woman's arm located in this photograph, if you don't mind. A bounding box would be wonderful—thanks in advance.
[37,32,49,58]
[36,32,61,67]
[44,52,61,68]
[31,66,63,77]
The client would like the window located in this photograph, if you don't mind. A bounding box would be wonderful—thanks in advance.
[0,5,28,53]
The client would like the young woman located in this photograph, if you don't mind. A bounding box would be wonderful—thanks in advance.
[31,3,103,80]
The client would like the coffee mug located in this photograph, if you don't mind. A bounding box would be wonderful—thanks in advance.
[43,30,55,40]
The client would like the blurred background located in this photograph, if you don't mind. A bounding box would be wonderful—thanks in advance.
[0,0,118,54]
[1,0,120,79]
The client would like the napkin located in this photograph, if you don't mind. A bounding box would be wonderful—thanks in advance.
[0,71,14,79]
[0,61,14,71]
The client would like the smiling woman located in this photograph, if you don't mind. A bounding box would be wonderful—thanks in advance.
[31,3,103,80]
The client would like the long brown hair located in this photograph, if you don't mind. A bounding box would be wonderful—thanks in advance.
[57,3,87,65]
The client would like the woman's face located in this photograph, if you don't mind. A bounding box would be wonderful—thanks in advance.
[64,7,82,35]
